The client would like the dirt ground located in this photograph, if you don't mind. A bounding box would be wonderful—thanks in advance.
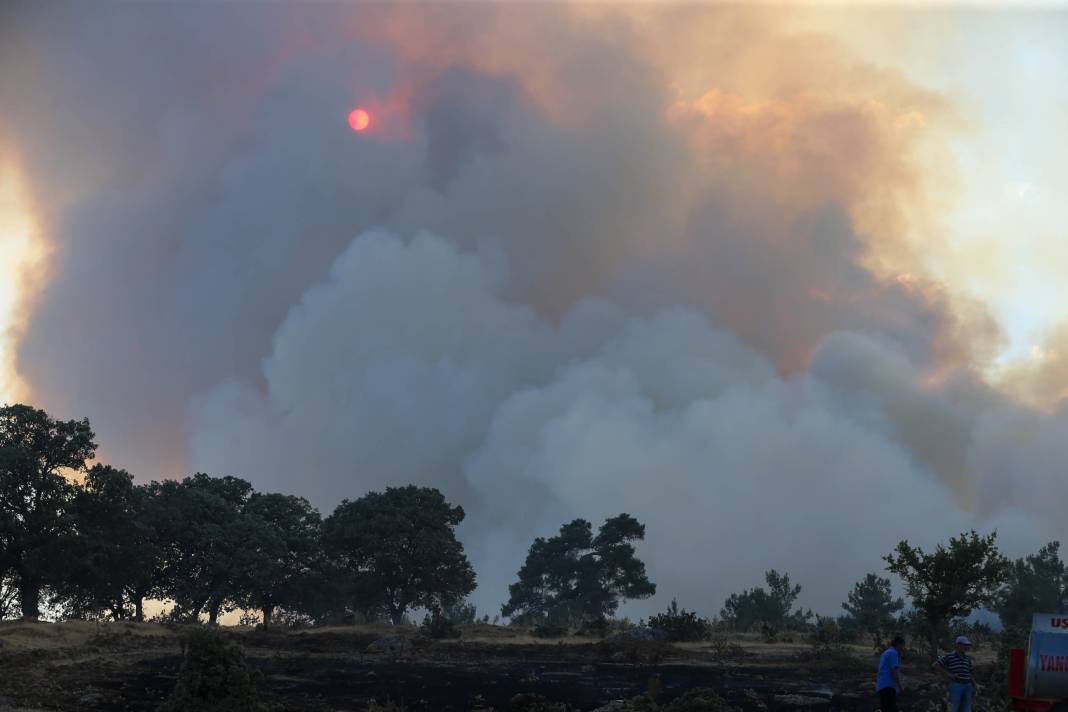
[0,621,979,712]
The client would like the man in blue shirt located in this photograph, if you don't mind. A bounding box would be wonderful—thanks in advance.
[933,636,974,712]
[877,636,906,712]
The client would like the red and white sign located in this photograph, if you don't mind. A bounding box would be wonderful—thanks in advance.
[1032,613,1068,634]
[1039,655,1068,673]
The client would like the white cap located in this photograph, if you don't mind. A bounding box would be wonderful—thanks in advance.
[955,636,972,646]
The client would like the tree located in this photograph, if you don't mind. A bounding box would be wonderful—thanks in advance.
[995,541,1068,630]
[237,492,322,629]
[0,572,18,619]
[721,569,812,632]
[501,514,656,625]
[63,465,160,620]
[841,573,904,647]
[322,485,476,624]
[884,530,1009,654]
[145,474,254,623]
[0,404,96,620]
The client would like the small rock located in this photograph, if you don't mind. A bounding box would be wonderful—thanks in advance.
[365,634,413,653]
[78,692,104,706]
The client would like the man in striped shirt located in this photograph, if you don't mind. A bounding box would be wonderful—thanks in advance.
[933,636,974,712]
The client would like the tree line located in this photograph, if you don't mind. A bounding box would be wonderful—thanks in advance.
[0,404,654,627]
[2,403,1065,647]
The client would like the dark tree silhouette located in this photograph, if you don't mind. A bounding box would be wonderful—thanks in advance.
[144,474,254,623]
[0,404,96,620]
[841,573,904,647]
[502,513,655,625]
[65,465,159,620]
[323,485,476,624]
[237,492,322,629]
[995,541,1068,630]
[721,569,812,632]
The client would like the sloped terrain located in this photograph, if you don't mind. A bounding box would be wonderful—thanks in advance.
[0,623,966,712]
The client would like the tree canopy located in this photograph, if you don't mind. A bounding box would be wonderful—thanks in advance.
[884,530,1009,652]
[64,465,159,620]
[0,404,96,620]
[995,541,1068,630]
[322,485,476,624]
[237,492,323,629]
[721,569,812,632]
[501,514,655,625]
[840,573,904,647]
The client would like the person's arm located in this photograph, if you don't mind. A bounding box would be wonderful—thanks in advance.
[892,666,903,691]
[932,656,960,682]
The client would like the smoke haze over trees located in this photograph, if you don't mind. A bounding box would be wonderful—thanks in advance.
[3,402,1068,640]
[4,2,1068,619]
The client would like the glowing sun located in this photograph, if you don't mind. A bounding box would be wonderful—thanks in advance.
[348,108,371,132]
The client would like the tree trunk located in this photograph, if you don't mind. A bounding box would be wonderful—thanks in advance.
[207,599,221,625]
[18,578,40,622]
[133,596,144,623]
[262,605,274,631]
[389,604,405,626]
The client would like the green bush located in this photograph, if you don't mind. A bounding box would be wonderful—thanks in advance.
[421,607,461,639]
[645,599,712,642]
[156,628,261,712]
[575,617,610,637]
[533,623,569,638]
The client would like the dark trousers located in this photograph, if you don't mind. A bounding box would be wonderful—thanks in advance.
[878,687,898,712]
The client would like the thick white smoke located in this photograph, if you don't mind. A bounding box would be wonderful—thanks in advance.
[191,232,1063,617]
[4,3,1067,618]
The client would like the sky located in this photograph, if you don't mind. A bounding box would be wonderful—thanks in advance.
[1,1,1068,619]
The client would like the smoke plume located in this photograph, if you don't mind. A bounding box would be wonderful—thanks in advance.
[1,2,1065,616]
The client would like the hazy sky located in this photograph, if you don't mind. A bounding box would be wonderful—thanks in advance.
[2,1,1067,617]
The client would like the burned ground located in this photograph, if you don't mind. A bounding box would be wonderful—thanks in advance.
[0,622,975,712]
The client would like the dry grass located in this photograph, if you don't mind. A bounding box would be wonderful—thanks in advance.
[0,619,173,650]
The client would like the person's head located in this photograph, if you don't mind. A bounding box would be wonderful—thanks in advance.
[954,636,972,653]
[891,635,906,653]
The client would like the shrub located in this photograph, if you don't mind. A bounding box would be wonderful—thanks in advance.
[533,623,569,638]
[809,615,843,650]
[443,599,478,625]
[645,599,712,642]
[420,607,461,639]
[156,628,261,712]
[575,617,610,638]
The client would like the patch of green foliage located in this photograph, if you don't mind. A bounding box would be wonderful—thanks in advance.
[421,606,461,639]
[721,570,812,634]
[156,628,261,712]
[645,599,712,642]
[884,530,1008,655]
[502,514,656,626]
[995,541,1068,629]
[840,573,903,649]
